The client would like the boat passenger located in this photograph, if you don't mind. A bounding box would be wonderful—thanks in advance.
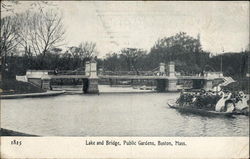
[192,96,197,103]
[224,93,234,113]
[225,102,234,113]
[235,91,249,111]
[216,91,235,112]
[213,84,222,92]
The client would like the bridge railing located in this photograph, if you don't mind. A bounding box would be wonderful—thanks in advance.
[101,71,159,76]
[48,70,86,75]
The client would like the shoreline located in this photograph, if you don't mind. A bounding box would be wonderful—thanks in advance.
[0,128,38,136]
[0,90,65,99]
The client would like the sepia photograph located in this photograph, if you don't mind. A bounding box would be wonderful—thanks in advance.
[0,1,249,156]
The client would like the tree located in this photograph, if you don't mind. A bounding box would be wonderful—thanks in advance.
[120,48,146,74]
[78,42,98,60]
[103,53,122,72]
[149,32,208,74]
[27,10,65,57]
[61,42,98,71]
[0,16,21,56]
[1,1,60,57]
[151,32,202,60]
[1,2,65,75]
[0,15,21,78]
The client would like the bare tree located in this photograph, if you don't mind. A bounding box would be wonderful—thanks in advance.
[68,46,81,59]
[0,15,21,77]
[16,11,34,57]
[78,42,98,60]
[1,1,61,58]
[27,10,65,58]
[0,16,21,55]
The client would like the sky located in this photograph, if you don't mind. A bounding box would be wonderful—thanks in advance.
[2,1,249,57]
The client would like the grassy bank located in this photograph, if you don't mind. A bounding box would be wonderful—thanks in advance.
[0,79,45,95]
[0,128,38,136]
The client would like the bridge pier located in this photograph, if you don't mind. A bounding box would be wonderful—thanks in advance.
[156,78,178,92]
[159,63,166,76]
[41,77,52,90]
[166,62,177,92]
[84,59,99,94]
[26,70,52,90]
[166,78,178,92]
[156,62,177,92]
[86,78,99,94]
[203,79,213,91]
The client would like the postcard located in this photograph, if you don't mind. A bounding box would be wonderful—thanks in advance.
[1,1,249,158]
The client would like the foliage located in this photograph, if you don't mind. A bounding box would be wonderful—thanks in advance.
[102,32,210,74]
[120,48,147,73]
[1,26,248,81]
[149,32,209,74]
[222,77,249,94]
[1,8,65,78]
[208,52,249,78]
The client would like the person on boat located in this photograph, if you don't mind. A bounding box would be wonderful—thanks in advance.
[235,91,249,113]
[177,92,194,107]
[215,91,235,112]
[192,95,197,103]
[212,84,222,93]
[224,92,234,113]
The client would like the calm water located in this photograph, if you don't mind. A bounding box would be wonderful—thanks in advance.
[1,87,249,136]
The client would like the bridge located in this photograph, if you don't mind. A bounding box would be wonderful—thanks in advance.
[25,60,223,94]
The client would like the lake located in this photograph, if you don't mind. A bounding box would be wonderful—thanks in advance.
[1,85,249,136]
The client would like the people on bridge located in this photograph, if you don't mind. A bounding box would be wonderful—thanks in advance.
[54,68,59,75]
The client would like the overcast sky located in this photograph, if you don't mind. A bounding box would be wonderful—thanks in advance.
[2,1,249,57]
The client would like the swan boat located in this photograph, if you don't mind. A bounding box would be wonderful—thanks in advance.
[167,102,234,117]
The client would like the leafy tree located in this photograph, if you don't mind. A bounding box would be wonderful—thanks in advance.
[120,48,146,74]
[149,32,208,74]
[103,53,122,72]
